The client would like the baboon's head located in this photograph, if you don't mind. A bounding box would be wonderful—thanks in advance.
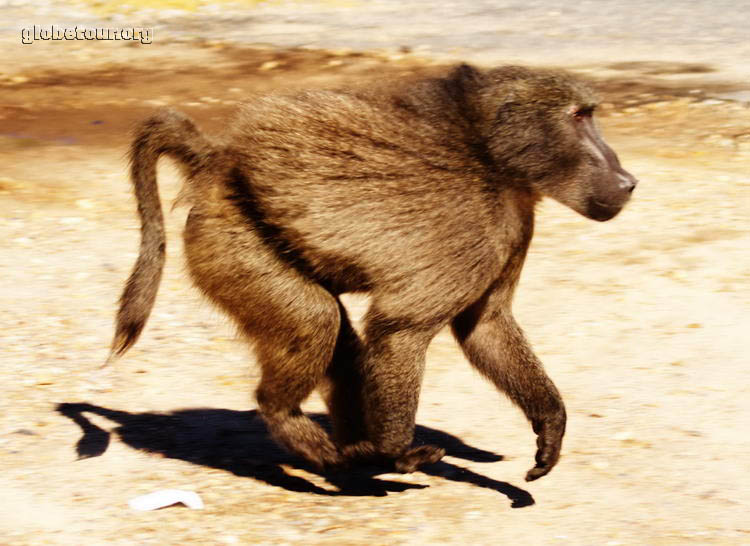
[456,65,638,221]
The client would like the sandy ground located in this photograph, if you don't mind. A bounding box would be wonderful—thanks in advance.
[2,12,750,546]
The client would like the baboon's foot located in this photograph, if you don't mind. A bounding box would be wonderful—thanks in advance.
[394,444,446,473]
[525,411,566,481]
[340,440,379,464]
[263,412,343,470]
[293,436,343,470]
[340,441,445,472]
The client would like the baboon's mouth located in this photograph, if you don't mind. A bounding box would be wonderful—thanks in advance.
[586,199,624,222]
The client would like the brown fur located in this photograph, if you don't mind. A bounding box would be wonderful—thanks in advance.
[110,64,637,480]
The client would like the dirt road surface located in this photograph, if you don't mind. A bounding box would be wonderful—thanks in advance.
[1,2,749,545]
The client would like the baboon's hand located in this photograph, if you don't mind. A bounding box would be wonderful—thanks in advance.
[525,409,566,481]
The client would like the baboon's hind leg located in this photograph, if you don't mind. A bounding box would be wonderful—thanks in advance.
[252,306,343,469]
[184,212,343,469]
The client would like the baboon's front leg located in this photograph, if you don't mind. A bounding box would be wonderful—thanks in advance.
[453,308,566,481]
[342,313,445,472]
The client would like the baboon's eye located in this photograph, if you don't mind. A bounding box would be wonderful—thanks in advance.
[573,106,595,120]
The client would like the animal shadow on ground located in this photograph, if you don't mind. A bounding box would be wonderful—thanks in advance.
[56,403,534,508]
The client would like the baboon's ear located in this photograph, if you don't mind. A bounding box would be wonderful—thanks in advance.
[446,63,485,99]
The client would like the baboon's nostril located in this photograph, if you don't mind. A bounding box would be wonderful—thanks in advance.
[619,172,637,193]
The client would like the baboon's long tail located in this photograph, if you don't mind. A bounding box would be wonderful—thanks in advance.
[109,109,211,359]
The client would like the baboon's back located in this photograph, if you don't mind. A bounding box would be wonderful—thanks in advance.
[208,89,500,293]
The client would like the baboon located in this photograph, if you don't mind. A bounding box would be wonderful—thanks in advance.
[110,64,637,481]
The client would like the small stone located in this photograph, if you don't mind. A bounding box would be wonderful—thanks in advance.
[0,177,20,190]
[143,99,167,107]
[714,90,750,102]
[666,270,687,280]
[644,101,671,109]
[259,60,280,71]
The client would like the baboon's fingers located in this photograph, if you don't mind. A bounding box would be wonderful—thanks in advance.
[525,465,551,481]
[525,440,557,481]
[395,445,446,473]
[525,414,565,481]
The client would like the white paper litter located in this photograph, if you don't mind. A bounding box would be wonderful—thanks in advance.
[128,489,204,511]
